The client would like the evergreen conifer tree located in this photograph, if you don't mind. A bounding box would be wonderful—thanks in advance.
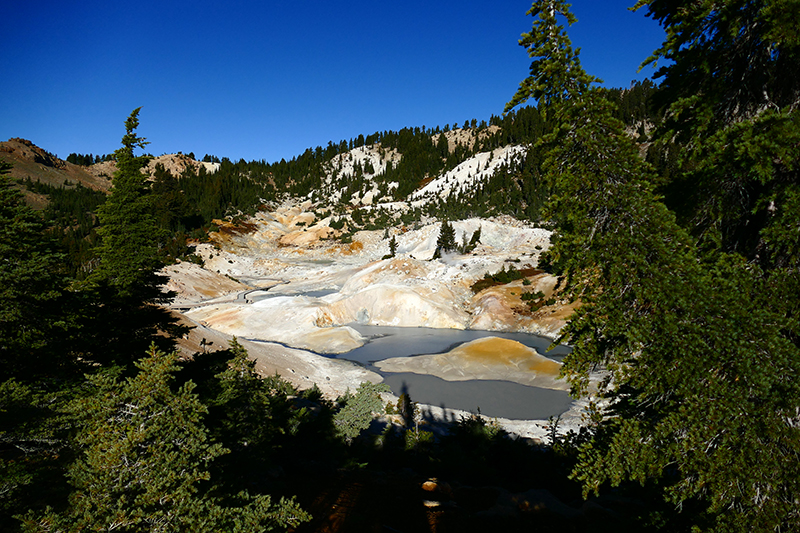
[0,162,90,529]
[203,338,298,490]
[91,108,169,302]
[433,220,457,258]
[20,345,309,532]
[83,109,182,366]
[0,162,76,379]
[508,1,800,530]
[333,381,390,444]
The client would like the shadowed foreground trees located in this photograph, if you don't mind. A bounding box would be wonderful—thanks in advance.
[19,346,309,532]
[0,111,311,532]
[0,161,76,379]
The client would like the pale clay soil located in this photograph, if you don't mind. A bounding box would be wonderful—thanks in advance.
[164,200,594,440]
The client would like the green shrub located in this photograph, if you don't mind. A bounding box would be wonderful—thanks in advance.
[333,382,390,444]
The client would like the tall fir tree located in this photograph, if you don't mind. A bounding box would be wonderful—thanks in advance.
[85,109,182,366]
[91,108,170,302]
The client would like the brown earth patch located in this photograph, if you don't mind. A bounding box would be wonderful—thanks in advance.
[449,337,561,377]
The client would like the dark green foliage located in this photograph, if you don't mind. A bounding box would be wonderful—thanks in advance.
[151,163,203,233]
[520,290,544,301]
[0,163,77,379]
[19,345,310,532]
[508,1,800,530]
[396,392,414,428]
[635,0,800,271]
[202,339,302,491]
[470,264,533,293]
[382,235,398,259]
[91,108,170,301]
[0,379,74,532]
[177,161,270,227]
[329,216,345,230]
[380,127,457,198]
[433,219,456,258]
[350,207,364,226]
[603,79,661,128]
[80,110,186,367]
[65,153,112,166]
[403,421,435,453]
[0,163,86,530]
[333,381,390,444]
[458,225,481,254]
[505,0,597,115]
[20,178,106,278]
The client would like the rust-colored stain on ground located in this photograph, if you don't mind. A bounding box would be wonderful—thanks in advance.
[449,337,561,377]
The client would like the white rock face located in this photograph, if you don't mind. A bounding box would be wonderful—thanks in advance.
[323,284,469,329]
[161,261,250,304]
[186,296,366,354]
[410,146,528,203]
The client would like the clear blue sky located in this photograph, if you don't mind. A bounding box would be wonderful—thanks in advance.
[1,1,665,163]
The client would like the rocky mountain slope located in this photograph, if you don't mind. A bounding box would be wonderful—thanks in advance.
[86,152,220,182]
[0,138,112,208]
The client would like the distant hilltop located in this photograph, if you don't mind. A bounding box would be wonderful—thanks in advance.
[0,137,110,193]
[0,137,219,208]
[87,152,220,184]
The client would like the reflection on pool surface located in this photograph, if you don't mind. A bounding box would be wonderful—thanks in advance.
[341,325,570,365]
[383,373,573,421]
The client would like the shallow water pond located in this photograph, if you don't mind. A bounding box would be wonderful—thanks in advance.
[343,325,569,365]
[248,288,339,302]
[336,325,573,421]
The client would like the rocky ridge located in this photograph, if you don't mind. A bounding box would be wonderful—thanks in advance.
[87,152,220,182]
[1,138,219,210]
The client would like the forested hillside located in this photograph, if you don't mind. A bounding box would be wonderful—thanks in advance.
[1,0,797,531]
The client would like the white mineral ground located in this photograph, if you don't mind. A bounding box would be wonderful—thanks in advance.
[163,199,594,440]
